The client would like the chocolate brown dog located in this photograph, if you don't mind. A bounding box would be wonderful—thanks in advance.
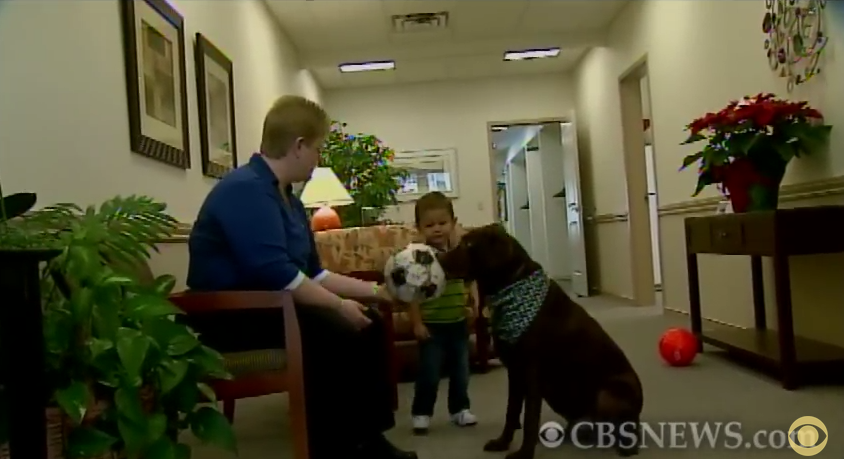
[439,224,642,459]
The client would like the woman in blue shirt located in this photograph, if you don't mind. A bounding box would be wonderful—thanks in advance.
[187,96,416,459]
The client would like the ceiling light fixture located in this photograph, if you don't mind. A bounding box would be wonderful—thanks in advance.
[503,48,561,61]
[491,125,508,132]
[338,61,396,73]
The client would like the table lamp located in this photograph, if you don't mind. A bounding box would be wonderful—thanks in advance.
[300,167,354,231]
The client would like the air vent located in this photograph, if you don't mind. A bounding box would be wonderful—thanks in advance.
[391,12,449,33]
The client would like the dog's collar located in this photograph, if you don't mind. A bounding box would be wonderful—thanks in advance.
[488,269,549,342]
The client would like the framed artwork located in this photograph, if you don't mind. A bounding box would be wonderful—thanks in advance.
[195,33,238,179]
[120,0,191,169]
[393,148,459,202]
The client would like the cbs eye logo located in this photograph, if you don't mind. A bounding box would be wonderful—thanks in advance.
[788,416,827,456]
[539,421,566,448]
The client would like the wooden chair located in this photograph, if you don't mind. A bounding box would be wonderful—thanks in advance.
[167,291,309,459]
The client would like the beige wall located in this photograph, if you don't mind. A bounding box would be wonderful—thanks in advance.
[324,74,575,227]
[574,1,844,346]
[0,0,322,223]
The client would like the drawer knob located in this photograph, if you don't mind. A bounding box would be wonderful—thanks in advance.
[718,231,728,238]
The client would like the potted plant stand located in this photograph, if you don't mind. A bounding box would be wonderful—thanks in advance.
[0,249,60,459]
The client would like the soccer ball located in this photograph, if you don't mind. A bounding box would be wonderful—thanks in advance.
[383,243,447,303]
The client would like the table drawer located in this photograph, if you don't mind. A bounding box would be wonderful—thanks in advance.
[709,219,746,253]
[686,213,776,255]
[685,217,746,254]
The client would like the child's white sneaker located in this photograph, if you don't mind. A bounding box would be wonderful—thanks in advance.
[412,415,431,434]
[450,409,477,427]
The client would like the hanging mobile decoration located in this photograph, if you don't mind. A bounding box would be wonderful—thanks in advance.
[763,0,828,92]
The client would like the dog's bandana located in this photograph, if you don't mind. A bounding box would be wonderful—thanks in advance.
[488,269,549,343]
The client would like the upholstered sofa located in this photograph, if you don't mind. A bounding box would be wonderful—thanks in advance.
[314,224,493,381]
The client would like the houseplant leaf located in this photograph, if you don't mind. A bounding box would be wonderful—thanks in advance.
[66,426,118,458]
[174,443,192,459]
[55,380,92,424]
[151,274,177,296]
[197,382,217,404]
[125,294,184,321]
[0,192,37,222]
[147,411,168,444]
[142,318,200,356]
[117,327,150,385]
[189,345,230,379]
[145,436,178,459]
[157,358,189,394]
[190,406,238,453]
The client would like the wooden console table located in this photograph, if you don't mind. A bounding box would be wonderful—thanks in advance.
[685,206,844,390]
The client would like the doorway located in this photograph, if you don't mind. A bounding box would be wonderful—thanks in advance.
[618,59,663,306]
[486,118,591,297]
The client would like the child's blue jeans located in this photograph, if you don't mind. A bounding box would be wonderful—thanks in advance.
[411,320,471,416]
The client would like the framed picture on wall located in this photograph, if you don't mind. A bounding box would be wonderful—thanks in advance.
[120,0,191,169]
[393,148,459,202]
[195,33,238,179]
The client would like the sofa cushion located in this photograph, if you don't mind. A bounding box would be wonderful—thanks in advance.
[222,349,287,376]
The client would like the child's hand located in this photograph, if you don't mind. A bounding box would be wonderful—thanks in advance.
[413,323,430,341]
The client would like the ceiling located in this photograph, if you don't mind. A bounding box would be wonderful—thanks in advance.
[491,125,532,156]
[265,0,628,88]
[490,124,541,179]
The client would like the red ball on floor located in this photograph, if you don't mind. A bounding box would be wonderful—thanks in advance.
[659,328,698,367]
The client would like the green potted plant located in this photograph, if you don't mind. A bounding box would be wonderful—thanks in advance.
[318,121,408,227]
[0,186,236,459]
[679,93,832,212]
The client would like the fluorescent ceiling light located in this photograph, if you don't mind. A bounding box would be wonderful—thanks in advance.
[503,48,560,61]
[491,125,508,132]
[338,61,395,73]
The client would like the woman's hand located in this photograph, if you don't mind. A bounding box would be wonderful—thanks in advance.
[413,323,430,341]
[375,283,396,304]
[337,299,372,330]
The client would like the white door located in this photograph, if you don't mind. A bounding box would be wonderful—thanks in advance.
[559,122,590,297]
[644,145,662,287]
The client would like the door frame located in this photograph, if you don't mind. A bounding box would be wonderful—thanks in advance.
[485,116,593,295]
[618,56,657,307]
[485,117,572,225]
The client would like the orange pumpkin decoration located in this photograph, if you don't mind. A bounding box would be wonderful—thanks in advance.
[311,205,342,231]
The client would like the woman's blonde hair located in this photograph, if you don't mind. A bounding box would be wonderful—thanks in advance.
[260,95,330,159]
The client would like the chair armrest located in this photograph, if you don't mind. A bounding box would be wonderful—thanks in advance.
[169,290,291,314]
[169,290,305,383]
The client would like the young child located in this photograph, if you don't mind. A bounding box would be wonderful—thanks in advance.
[410,191,479,434]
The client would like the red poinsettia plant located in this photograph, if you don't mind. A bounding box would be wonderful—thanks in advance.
[680,93,831,209]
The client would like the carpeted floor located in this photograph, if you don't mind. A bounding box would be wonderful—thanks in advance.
[189,292,844,458]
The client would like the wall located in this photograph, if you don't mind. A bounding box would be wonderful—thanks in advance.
[574,1,844,345]
[0,0,322,225]
[325,74,575,226]
[537,123,571,280]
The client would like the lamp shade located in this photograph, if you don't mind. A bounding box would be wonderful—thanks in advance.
[299,167,354,208]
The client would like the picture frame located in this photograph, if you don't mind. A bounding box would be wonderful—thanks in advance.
[120,0,191,169]
[393,148,459,202]
[195,33,238,179]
